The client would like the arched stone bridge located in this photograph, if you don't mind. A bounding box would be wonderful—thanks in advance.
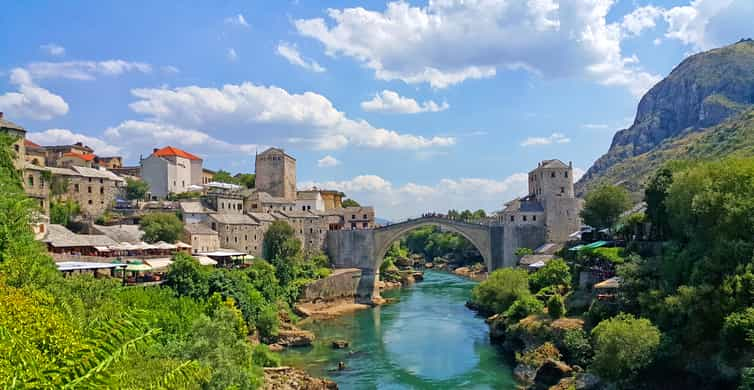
[326,216,545,302]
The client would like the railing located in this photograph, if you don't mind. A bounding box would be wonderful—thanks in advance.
[376,214,500,230]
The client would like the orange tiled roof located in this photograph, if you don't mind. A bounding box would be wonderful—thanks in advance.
[24,139,41,148]
[63,152,96,161]
[153,146,201,161]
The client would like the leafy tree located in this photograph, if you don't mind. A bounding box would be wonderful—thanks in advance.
[472,209,487,219]
[529,258,571,293]
[460,209,473,220]
[125,178,149,201]
[212,170,237,184]
[140,212,184,243]
[721,308,754,363]
[590,313,661,382]
[644,166,674,240]
[547,293,566,319]
[50,176,69,197]
[166,253,209,299]
[235,173,255,189]
[470,268,531,314]
[560,329,592,367]
[504,294,544,322]
[580,184,631,231]
[50,199,80,226]
[342,198,360,207]
[515,247,534,257]
[263,221,302,286]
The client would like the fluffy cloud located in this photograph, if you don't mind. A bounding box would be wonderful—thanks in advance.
[520,133,570,147]
[581,123,609,129]
[0,69,69,120]
[276,42,326,72]
[103,120,260,159]
[300,173,529,220]
[663,0,754,50]
[317,155,340,167]
[27,128,120,155]
[361,90,448,114]
[227,48,238,62]
[25,60,151,81]
[295,0,661,95]
[621,6,664,37]
[224,14,249,27]
[40,43,65,56]
[127,83,454,150]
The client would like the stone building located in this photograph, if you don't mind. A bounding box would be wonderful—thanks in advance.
[340,206,376,230]
[43,166,126,218]
[203,190,244,214]
[202,168,215,185]
[180,201,212,224]
[295,190,325,212]
[244,190,296,213]
[140,146,203,199]
[272,210,328,254]
[59,152,96,168]
[24,139,46,166]
[208,213,266,256]
[255,148,296,201]
[43,142,94,168]
[22,163,50,214]
[0,113,26,170]
[497,159,582,243]
[96,156,123,169]
[184,223,220,254]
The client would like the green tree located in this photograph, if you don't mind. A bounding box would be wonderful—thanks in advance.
[580,184,631,231]
[590,313,661,382]
[262,221,302,286]
[547,293,566,319]
[125,178,149,201]
[342,198,360,207]
[503,294,544,322]
[644,167,673,240]
[470,268,531,314]
[50,199,80,226]
[166,253,209,299]
[235,173,255,189]
[140,212,184,243]
[472,209,487,219]
[212,170,237,184]
[529,258,572,293]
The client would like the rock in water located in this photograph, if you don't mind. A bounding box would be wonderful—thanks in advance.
[331,339,349,349]
[263,366,338,390]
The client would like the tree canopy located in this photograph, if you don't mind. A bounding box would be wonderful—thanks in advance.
[139,212,184,243]
[126,178,149,201]
[580,184,631,231]
[342,198,360,207]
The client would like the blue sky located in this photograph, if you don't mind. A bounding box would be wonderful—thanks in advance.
[2,0,753,219]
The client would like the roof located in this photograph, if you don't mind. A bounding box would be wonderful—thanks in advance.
[504,198,544,213]
[275,210,319,219]
[538,159,569,169]
[519,254,555,266]
[594,276,622,289]
[296,191,322,201]
[184,223,217,235]
[153,146,202,161]
[258,147,295,161]
[92,224,144,243]
[205,181,242,191]
[56,261,126,272]
[44,224,117,248]
[248,212,276,223]
[209,213,258,225]
[253,191,295,204]
[71,166,125,182]
[0,116,25,132]
[180,201,210,214]
[63,152,96,162]
[24,139,41,148]
[199,249,247,257]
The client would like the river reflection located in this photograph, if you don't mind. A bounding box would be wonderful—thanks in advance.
[281,271,516,389]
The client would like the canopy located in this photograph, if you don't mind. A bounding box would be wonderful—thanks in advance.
[594,276,622,289]
[154,241,177,250]
[199,250,246,257]
[57,261,126,272]
[235,254,255,261]
[528,261,546,269]
[175,241,192,249]
[195,256,218,266]
[145,258,173,270]
[94,246,111,252]
[568,241,609,251]
[126,263,153,272]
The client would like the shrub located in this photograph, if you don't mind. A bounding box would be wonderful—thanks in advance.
[166,253,208,299]
[590,313,661,382]
[560,329,592,367]
[504,294,544,323]
[140,212,183,243]
[470,268,531,314]
[517,342,561,367]
[547,294,565,319]
[252,344,280,367]
[721,308,754,363]
[586,299,619,326]
[529,258,572,292]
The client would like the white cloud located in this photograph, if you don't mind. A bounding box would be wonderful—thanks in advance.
[225,14,250,27]
[295,1,661,95]
[276,42,326,72]
[621,6,663,37]
[103,120,260,159]
[0,68,69,120]
[317,155,340,167]
[128,83,454,150]
[40,43,65,56]
[658,0,753,50]
[520,132,570,146]
[581,123,609,129]
[27,129,120,155]
[360,90,448,114]
[300,173,528,220]
[25,60,151,80]
[161,65,180,74]
[227,48,238,62]
[573,167,586,182]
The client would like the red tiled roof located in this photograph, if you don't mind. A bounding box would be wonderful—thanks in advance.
[63,152,96,161]
[153,146,201,161]
[24,139,41,148]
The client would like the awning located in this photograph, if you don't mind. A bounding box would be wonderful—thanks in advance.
[199,250,247,257]
[196,256,218,266]
[528,261,546,269]
[175,241,192,249]
[154,241,177,250]
[94,246,111,252]
[145,258,173,270]
[57,261,126,272]
[594,276,622,289]
[568,241,609,251]
[126,263,153,272]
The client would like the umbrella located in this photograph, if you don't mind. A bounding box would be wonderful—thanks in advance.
[126,263,153,272]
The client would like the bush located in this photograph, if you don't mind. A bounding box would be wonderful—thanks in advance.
[166,253,208,299]
[140,212,184,243]
[529,258,571,292]
[721,308,754,363]
[560,329,593,367]
[547,294,565,319]
[590,313,661,382]
[252,344,280,367]
[470,268,531,314]
[517,342,561,367]
[586,299,619,326]
[504,294,544,323]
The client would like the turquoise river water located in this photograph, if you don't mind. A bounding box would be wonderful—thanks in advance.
[281,270,516,389]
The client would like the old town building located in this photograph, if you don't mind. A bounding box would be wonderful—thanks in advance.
[255,148,297,201]
[0,112,26,170]
[43,142,95,168]
[140,146,203,199]
[208,213,266,257]
[24,139,46,166]
[184,223,220,254]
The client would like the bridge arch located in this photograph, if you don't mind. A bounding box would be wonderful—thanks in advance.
[373,217,493,272]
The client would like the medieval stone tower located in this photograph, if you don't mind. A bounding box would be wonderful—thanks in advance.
[528,159,582,242]
[255,147,297,200]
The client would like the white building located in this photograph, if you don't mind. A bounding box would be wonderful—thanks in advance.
[140,146,203,199]
[295,190,325,212]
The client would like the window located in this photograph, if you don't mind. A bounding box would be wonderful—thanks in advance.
[564,171,568,178]
[310,228,313,233]
[234,237,238,243]
[28,175,34,186]
[523,215,527,221]
[363,222,368,228]
[14,144,19,152]
[302,206,306,211]
[211,222,216,230]
[182,180,185,187]
[99,178,103,184]
[363,214,368,219]
[89,177,92,182]
[510,216,514,222]
[88,199,93,205]
[560,187,565,193]
[88,186,92,193]
[244,235,247,240]
[533,215,537,221]
[551,172,555,178]
[351,223,357,229]
[100,187,104,194]
[352,214,356,219]
[221,202,224,209]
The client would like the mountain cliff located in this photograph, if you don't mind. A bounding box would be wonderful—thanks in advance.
[576,39,754,197]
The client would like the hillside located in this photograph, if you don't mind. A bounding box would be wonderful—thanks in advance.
[577,39,754,197]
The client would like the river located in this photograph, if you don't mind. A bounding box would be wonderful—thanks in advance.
[281,270,517,389]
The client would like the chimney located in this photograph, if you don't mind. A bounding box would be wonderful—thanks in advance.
[569,161,573,168]
[153,148,158,154]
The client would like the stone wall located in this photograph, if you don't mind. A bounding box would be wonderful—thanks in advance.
[299,268,362,302]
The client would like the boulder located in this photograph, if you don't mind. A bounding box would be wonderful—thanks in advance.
[533,359,573,389]
[412,271,424,282]
[331,339,350,349]
[263,366,338,390]
[425,262,434,268]
[267,343,284,352]
[273,324,315,348]
[395,256,413,267]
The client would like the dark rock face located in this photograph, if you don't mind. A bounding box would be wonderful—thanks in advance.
[577,40,754,195]
[533,358,573,389]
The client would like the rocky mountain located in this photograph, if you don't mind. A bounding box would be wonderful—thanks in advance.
[576,39,754,197]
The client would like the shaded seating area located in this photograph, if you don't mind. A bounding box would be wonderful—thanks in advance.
[56,261,127,284]
[198,250,252,268]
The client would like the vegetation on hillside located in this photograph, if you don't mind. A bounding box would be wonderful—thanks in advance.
[140,212,184,243]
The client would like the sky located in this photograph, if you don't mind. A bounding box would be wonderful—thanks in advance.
[2,0,753,220]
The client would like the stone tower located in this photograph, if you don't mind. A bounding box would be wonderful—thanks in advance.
[255,147,297,200]
[528,160,581,242]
